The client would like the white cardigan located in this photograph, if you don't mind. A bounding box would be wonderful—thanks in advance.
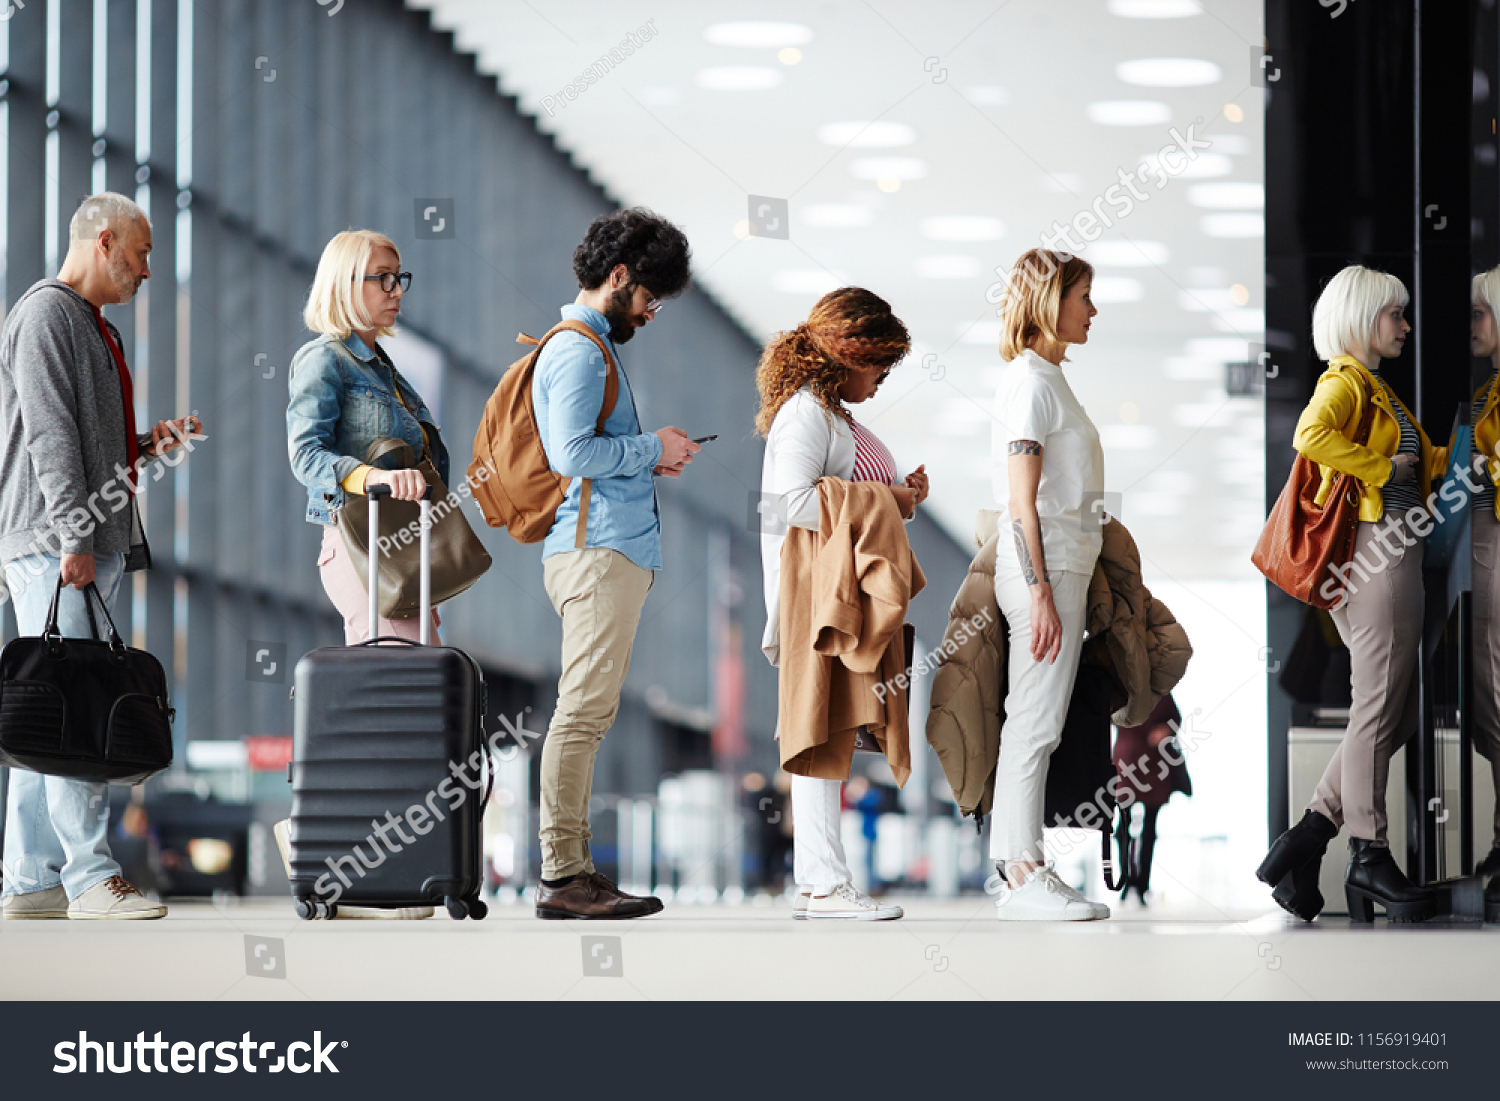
[758,389,857,667]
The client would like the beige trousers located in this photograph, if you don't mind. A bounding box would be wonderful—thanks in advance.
[1309,520,1424,844]
[539,548,654,878]
[1470,509,1500,846]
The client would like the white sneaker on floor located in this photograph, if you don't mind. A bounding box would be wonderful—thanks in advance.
[792,892,810,919]
[804,883,903,921]
[333,905,434,920]
[994,866,1109,922]
[67,876,167,920]
[3,885,69,919]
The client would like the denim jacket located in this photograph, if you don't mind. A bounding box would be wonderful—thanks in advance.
[287,332,450,525]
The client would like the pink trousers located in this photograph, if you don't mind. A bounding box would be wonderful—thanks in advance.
[318,525,440,645]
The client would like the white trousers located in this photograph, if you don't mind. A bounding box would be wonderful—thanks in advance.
[791,774,851,894]
[988,566,1092,864]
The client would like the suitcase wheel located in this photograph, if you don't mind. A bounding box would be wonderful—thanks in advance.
[294,897,336,921]
[445,896,468,921]
[468,897,488,921]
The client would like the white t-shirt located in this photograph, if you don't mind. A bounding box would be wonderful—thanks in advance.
[991,348,1105,576]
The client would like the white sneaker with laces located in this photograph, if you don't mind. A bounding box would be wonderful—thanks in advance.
[803,883,903,921]
[67,876,167,920]
[994,866,1110,922]
[792,892,810,919]
[3,885,69,919]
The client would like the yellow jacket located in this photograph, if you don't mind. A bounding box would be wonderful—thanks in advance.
[1293,356,1445,522]
[1473,372,1500,520]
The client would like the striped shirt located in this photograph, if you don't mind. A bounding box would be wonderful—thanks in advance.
[849,418,898,485]
[1373,374,1423,516]
[1474,372,1497,516]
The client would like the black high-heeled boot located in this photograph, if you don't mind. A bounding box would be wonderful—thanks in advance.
[1474,845,1500,879]
[1257,810,1338,919]
[1345,838,1435,923]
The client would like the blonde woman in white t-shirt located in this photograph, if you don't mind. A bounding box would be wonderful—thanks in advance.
[989,248,1109,920]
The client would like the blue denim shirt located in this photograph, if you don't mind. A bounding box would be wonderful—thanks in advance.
[287,333,450,525]
[533,305,664,569]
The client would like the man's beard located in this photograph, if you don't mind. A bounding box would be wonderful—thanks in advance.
[602,284,643,343]
[109,252,143,303]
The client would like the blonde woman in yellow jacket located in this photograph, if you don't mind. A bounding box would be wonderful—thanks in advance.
[1469,266,1500,884]
[1256,265,1439,925]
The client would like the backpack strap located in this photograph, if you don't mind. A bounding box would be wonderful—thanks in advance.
[520,320,622,549]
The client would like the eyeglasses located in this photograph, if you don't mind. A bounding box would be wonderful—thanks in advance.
[363,271,412,294]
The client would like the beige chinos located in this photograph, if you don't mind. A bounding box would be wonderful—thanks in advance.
[1308,520,1424,845]
[539,547,654,879]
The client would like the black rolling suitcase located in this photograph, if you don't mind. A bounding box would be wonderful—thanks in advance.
[287,486,490,920]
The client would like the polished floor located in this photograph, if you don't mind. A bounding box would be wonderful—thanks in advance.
[3,891,1497,1001]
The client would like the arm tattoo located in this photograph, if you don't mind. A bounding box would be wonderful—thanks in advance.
[1008,440,1042,456]
[1011,519,1050,586]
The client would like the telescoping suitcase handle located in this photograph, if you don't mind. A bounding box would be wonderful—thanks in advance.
[366,483,435,646]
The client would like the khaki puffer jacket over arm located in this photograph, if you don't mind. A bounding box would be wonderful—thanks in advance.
[924,512,1192,820]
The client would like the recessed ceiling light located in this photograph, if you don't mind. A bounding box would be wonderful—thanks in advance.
[917,256,982,279]
[1107,0,1203,16]
[1116,58,1222,87]
[1090,276,1146,303]
[695,67,783,91]
[1188,183,1264,208]
[1201,213,1264,237]
[1087,100,1172,126]
[1139,151,1232,177]
[1223,103,1245,123]
[772,269,845,295]
[921,216,1005,241]
[877,176,902,193]
[849,156,927,181]
[703,22,814,48]
[778,47,802,65]
[816,120,916,147]
[966,86,1011,105]
[1080,240,1169,266]
[801,204,874,228]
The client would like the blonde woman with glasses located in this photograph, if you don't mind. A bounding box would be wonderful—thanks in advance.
[279,229,447,920]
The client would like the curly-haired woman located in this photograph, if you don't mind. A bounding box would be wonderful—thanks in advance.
[755,286,926,920]
[989,248,1110,921]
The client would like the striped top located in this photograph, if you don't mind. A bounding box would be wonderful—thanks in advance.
[1372,373,1423,516]
[849,418,898,485]
[1474,372,1497,516]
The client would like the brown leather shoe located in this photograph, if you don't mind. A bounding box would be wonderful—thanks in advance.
[535,872,662,920]
[586,872,664,915]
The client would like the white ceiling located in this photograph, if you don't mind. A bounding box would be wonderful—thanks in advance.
[409,0,1266,582]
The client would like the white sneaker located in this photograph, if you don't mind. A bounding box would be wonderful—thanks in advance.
[994,866,1109,921]
[804,883,903,921]
[67,876,167,920]
[2,885,69,919]
[792,892,810,919]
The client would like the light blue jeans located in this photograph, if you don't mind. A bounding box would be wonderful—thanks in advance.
[1,552,126,899]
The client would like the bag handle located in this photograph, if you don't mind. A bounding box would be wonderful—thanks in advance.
[45,577,125,652]
[364,436,416,467]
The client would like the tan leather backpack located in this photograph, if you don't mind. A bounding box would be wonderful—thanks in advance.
[468,320,619,545]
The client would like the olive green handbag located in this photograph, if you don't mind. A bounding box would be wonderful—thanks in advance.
[337,434,492,618]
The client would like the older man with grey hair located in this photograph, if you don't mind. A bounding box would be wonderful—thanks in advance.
[0,192,203,920]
